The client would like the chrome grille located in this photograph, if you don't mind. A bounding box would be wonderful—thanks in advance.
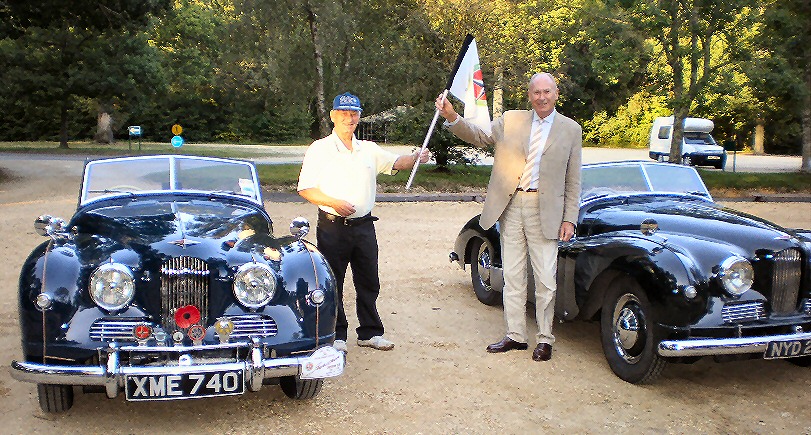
[770,249,802,315]
[89,319,144,342]
[229,315,278,340]
[722,301,766,323]
[161,257,210,331]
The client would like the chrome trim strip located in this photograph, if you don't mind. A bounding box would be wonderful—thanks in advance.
[658,331,811,357]
[10,343,344,398]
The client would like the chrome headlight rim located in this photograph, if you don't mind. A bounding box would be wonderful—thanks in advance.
[717,255,754,297]
[89,262,136,312]
[233,262,277,309]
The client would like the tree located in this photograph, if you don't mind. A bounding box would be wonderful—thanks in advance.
[0,0,170,147]
[617,0,757,163]
[756,0,811,172]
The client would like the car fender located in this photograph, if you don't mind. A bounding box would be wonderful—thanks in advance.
[568,234,706,328]
[18,241,84,352]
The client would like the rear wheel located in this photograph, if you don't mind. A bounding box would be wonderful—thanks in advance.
[714,154,726,170]
[280,376,323,400]
[600,276,667,384]
[37,384,73,413]
[470,238,502,306]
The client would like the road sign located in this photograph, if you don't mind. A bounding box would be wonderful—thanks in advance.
[128,126,142,136]
[172,124,183,135]
[171,135,184,148]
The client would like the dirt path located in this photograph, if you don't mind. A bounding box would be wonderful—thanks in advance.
[0,158,809,433]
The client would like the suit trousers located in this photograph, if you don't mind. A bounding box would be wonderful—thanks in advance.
[499,191,559,345]
[316,215,384,341]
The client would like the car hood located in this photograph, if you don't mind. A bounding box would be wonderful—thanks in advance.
[586,197,802,253]
[69,198,276,265]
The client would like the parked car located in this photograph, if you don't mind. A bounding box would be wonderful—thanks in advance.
[11,155,344,413]
[450,161,811,383]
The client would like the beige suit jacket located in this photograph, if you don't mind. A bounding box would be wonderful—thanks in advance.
[449,109,582,238]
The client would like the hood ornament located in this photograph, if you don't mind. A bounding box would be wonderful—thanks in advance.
[169,238,200,249]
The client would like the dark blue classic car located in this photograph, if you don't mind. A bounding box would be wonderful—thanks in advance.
[11,155,343,412]
[451,161,811,383]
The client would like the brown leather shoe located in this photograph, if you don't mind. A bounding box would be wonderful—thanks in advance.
[486,337,528,353]
[532,343,552,361]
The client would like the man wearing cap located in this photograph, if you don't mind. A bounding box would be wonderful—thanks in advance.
[298,92,429,353]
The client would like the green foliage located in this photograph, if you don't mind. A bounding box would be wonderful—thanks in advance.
[582,92,670,147]
[0,0,807,166]
[386,102,487,168]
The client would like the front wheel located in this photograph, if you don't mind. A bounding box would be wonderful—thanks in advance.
[37,384,74,413]
[787,356,811,367]
[470,238,502,306]
[600,276,667,384]
[682,155,692,166]
[280,376,323,400]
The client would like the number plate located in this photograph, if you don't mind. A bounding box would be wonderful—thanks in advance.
[125,370,244,401]
[764,339,811,359]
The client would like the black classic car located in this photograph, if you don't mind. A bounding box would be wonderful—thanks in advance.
[451,161,811,383]
[11,155,343,412]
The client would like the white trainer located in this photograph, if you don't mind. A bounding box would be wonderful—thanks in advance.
[333,339,347,353]
[357,336,395,351]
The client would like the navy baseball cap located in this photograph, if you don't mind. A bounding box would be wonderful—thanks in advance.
[332,92,362,111]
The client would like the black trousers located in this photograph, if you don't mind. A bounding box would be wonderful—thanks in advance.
[316,212,384,341]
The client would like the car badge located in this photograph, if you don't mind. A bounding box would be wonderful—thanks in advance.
[133,323,153,346]
[215,317,235,344]
[187,324,205,345]
[154,328,168,346]
[172,330,185,345]
[169,238,200,249]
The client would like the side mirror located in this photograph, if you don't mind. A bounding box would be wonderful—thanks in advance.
[34,215,68,240]
[289,217,310,240]
[34,215,53,236]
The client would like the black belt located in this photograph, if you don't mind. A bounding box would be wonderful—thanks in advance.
[319,209,378,226]
[516,187,538,192]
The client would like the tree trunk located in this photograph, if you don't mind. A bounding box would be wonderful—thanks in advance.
[801,60,811,173]
[95,102,115,144]
[670,107,688,164]
[305,2,330,137]
[492,66,503,119]
[753,120,765,155]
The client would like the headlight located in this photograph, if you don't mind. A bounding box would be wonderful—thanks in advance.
[233,263,277,308]
[717,256,754,296]
[89,263,135,311]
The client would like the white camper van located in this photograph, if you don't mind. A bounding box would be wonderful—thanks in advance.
[649,116,726,169]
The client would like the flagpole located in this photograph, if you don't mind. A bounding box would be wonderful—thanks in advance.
[405,89,448,190]
[405,34,474,190]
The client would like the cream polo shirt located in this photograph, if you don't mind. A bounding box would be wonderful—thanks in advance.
[297,132,399,218]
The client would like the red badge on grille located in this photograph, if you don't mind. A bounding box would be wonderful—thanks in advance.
[133,324,153,340]
[175,305,201,329]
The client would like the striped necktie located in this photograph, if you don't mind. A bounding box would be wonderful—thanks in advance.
[519,120,543,190]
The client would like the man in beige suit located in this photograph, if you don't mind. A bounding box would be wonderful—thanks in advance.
[435,72,581,361]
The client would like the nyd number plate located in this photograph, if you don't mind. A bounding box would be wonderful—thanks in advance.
[763,339,811,359]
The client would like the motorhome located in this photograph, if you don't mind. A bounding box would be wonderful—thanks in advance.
[649,116,726,169]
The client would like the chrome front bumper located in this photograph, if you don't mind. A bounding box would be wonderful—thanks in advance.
[658,330,811,357]
[10,339,344,399]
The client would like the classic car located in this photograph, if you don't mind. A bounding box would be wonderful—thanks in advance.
[450,161,811,383]
[11,155,343,413]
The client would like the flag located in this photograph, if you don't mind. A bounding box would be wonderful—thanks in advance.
[447,35,491,135]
